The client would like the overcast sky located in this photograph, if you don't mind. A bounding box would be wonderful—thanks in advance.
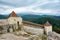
[0,0,60,15]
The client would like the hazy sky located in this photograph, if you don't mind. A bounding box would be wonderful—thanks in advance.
[0,0,60,15]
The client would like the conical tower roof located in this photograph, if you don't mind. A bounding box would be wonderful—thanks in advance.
[44,21,51,26]
[9,11,19,17]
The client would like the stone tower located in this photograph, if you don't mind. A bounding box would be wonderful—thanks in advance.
[8,11,22,29]
[44,21,52,35]
[8,11,22,25]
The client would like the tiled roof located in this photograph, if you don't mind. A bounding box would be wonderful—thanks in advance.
[44,21,51,26]
[9,11,19,17]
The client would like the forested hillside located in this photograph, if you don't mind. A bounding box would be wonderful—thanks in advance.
[21,15,60,34]
[0,15,8,19]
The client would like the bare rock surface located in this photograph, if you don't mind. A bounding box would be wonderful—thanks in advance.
[47,32,60,40]
[0,33,27,40]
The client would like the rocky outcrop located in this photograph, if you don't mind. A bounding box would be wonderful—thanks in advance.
[0,33,27,40]
[47,32,60,40]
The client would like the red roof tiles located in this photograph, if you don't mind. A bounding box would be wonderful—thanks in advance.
[44,21,51,26]
[9,11,19,17]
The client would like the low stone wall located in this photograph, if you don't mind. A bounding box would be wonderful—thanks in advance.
[47,32,60,40]
[24,26,44,35]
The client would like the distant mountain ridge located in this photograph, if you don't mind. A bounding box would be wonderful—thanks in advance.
[0,14,60,19]
[21,14,60,19]
[0,14,8,19]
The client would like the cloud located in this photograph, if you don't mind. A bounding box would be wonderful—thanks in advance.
[0,0,60,16]
[0,4,15,14]
[0,0,49,14]
[0,0,38,7]
[1,6,58,15]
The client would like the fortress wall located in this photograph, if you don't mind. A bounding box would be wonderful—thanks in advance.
[24,26,44,35]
